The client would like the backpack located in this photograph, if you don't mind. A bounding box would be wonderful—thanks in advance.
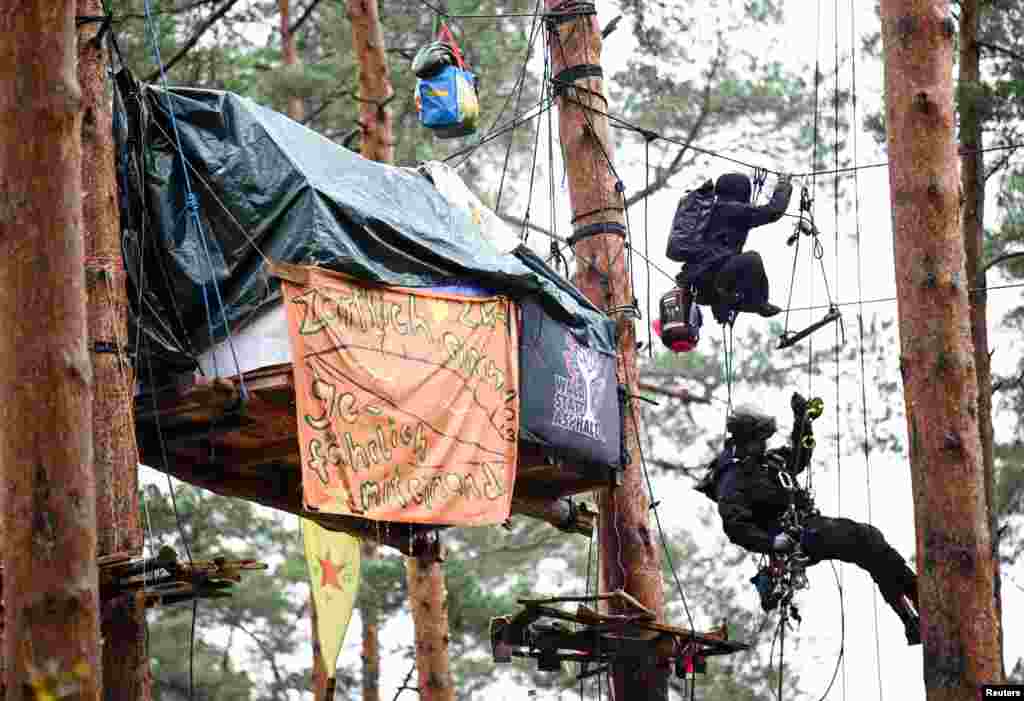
[415,24,480,139]
[666,179,715,263]
[416,65,480,138]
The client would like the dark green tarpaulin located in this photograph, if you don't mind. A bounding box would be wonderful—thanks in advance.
[119,77,616,364]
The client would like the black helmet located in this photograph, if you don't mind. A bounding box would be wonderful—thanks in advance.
[413,41,458,79]
[726,405,777,441]
[715,172,752,203]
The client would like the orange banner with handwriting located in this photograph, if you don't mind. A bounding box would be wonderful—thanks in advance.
[283,267,518,526]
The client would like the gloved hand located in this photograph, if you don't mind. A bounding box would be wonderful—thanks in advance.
[772,533,796,553]
[791,392,808,417]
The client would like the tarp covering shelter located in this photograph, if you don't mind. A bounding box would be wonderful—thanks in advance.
[117,72,623,488]
[116,74,615,372]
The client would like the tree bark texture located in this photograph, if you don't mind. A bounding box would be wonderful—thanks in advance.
[347,0,393,163]
[0,3,100,700]
[957,0,1004,676]
[544,2,668,700]
[880,0,1004,696]
[405,557,454,701]
[310,596,329,699]
[347,4,447,698]
[279,0,306,122]
[76,3,151,699]
[360,546,380,701]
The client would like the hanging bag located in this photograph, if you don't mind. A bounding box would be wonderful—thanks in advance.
[655,286,702,352]
[666,178,715,263]
[415,24,480,139]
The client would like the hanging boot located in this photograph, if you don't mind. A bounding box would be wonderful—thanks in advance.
[890,594,921,646]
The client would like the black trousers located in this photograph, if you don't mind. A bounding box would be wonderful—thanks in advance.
[684,251,770,323]
[800,514,918,619]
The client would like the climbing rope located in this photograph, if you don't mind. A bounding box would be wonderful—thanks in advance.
[141,0,248,397]
[849,0,884,695]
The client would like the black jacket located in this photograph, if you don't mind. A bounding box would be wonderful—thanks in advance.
[704,433,812,554]
[685,181,793,284]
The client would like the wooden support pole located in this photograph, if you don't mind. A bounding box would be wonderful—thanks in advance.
[880,1,1004,697]
[0,3,101,699]
[543,3,668,699]
[76,2,151,698]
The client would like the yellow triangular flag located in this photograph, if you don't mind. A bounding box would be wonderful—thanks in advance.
[302,518,361,681]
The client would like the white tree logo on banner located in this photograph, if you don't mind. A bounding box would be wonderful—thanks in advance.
[552,332,606,442]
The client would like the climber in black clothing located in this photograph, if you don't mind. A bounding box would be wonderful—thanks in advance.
[695,394,921,645]
[674,172,793,325]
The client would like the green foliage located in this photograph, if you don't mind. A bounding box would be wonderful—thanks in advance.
[140,481,329,701]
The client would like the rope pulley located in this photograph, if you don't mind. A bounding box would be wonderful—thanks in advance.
[778,184,844,351]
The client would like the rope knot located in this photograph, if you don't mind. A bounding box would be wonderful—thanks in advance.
[184,193,200,213]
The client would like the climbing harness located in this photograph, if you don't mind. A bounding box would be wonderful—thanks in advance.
[778,186,843,350]
[750,396,823,619]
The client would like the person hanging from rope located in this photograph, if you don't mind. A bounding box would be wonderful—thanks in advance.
[665,172,793,327]
[694,395,921,645]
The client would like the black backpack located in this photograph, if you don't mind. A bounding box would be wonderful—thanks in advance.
[666,179,715,263]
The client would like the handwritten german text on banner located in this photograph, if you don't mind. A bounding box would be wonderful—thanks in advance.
[283,267,518,525]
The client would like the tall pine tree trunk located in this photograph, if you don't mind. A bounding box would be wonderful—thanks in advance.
[348,0,393,163]
[880,1,1004,696]
[361,542,380,701]
[279,0,305,122]
[0,3,100,699]
[957,0,1004,676]
[77,3,151,699]
[544,2,667,699]
[310,596,330,700]
[346,2,416,700]
[406,557,453,701]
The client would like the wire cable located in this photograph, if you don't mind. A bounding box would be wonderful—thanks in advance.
[849,0,884,695]
[831,3,849,696]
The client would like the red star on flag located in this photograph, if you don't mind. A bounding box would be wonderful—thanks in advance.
[319,555,345,590]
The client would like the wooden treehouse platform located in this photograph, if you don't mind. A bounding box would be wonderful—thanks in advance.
[490,591,751,679]
[135,364,610,555]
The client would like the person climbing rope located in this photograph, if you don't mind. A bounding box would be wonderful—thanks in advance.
[666,172,793,326]
[694,395,921,645]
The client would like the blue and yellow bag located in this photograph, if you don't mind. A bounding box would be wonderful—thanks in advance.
[414,25,479,139]
[416,66,480,138]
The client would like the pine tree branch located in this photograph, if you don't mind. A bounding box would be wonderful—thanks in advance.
[977,40,1024,64]
[289,0,325,36]
[622,48,724,208]
[638,381,710,404]
[391,663,418,700]
[984,250,1024,274]
[144,0,244,83]
[645,456,699,478]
